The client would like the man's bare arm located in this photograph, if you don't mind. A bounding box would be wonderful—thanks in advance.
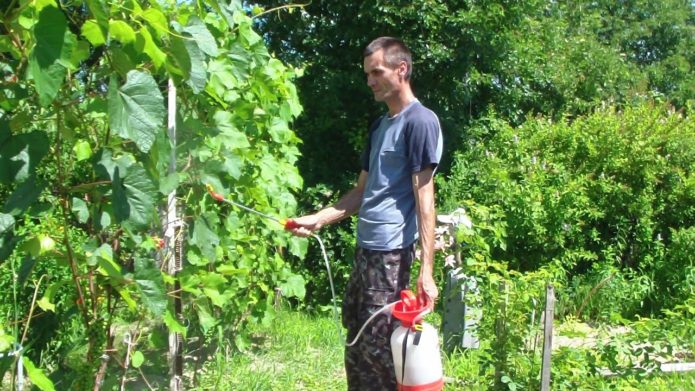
[412,167,438,304]
[289,171,368,236]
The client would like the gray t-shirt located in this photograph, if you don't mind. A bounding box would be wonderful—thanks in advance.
[357,101,443,251]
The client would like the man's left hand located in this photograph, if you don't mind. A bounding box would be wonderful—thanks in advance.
[417,273,438,309]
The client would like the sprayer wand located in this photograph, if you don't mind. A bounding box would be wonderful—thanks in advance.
[206,184,299,230]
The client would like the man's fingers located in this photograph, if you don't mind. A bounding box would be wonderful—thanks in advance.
[422,286,439,307]
[291,226,313,237]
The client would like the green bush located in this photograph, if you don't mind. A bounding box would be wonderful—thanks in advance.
[435,196,694,389]
[653,226,695,312]
[440,102,695,319]
[559,263,652,322]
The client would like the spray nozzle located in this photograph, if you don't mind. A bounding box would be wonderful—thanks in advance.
[206,183,225,201]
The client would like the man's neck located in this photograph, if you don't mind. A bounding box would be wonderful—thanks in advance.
[386,88,416,117]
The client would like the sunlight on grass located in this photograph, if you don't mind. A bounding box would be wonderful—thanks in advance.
[195,308,347,390]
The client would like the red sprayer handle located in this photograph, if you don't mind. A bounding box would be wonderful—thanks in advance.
[392,289,432,327]
[279,218,299,231]
[413,296,432,325]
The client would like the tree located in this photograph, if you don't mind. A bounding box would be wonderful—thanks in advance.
[564,0,695,106]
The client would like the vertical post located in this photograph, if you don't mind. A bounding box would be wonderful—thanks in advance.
[11,343,24,391]
[540,284,555,391]
[17,349,24,391]
[165,79,183,391]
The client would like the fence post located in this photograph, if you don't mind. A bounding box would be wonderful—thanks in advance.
[1,343,24,391]
[540,284,555,391]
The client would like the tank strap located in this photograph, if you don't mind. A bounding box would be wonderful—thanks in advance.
[413,328,422,346]
[401,328,410,385]
[401,327,423,385]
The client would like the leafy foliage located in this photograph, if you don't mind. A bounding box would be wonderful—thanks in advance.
[0,0,305,387]
[440,103,695,319]
[0,0,693,388]
[435,196,694,389]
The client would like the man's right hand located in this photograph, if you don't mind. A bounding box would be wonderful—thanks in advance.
[287,214,322,237]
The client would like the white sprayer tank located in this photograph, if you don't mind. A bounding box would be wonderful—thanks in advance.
[390,290,444,391]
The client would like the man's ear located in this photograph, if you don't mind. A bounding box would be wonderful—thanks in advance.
[398,61,408,77]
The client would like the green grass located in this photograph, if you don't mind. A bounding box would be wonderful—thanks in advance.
[194,308,695,390]
[194,308,347,390]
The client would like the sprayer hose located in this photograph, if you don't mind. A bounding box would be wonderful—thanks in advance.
[311,234,342,342]
[312,234,398,347]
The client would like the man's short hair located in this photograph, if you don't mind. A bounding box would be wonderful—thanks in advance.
[363,37,413,80]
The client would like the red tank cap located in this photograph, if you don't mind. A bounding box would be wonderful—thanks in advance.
[392,290,428,327]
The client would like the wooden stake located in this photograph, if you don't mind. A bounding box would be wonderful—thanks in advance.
[540,284,555,391]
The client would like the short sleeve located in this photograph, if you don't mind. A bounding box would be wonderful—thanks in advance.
[405,113,442,173]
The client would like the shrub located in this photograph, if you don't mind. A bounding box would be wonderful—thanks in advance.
[440,102,695,319]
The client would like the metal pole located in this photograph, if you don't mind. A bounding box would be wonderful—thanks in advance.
[165,78,183,391]
[540,284,555,391]
[0,343,24,391]
[17,348,23,391]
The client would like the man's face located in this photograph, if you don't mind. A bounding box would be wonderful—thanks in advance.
[363,49,405,102]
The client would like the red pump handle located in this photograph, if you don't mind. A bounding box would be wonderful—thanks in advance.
[412,302,432,325]
[399,289,431,325]
[400,290,418,311]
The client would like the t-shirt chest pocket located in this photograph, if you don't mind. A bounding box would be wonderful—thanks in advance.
[380,145,406,167]
[372,120,407,171]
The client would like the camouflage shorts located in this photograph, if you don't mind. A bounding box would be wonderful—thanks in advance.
[342,245,415,391]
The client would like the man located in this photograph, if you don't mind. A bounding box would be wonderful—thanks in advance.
[289,36,443,390]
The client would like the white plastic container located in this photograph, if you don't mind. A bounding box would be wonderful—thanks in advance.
[391,322,444,390]
[390,290,444,391]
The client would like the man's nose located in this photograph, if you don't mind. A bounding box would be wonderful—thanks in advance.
[367,76,376,87]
